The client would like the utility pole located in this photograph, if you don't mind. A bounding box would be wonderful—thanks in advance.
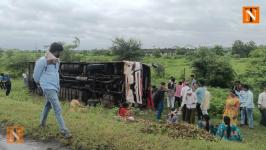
[184,68,186,80]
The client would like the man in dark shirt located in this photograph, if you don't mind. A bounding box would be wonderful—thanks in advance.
[0,73,4,89]
[1,74,11,96]
[153,82,167,121]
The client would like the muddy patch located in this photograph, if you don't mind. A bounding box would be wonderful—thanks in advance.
[0,135,70,150]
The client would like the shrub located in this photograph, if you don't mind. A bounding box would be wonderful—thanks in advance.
[153,64,165,77]
[232,54,240,58]
[192,48,235,88]
[153,52,161,58]
[208,88,227,117]
[163,55,172,59]
[232,40,257,58]
[4,52,33,77]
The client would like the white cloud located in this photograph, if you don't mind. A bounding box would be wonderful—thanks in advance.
[0,0,265,49]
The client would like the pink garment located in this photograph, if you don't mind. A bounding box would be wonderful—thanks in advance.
[175,84,183,97]
[45,51,59,64]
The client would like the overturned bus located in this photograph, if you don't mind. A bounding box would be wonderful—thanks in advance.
[28,61,151,107]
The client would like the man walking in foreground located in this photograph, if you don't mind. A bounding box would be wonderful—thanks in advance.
[33,42,72,138]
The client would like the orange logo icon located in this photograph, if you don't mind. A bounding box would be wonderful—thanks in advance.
[243,6,260,24]
[6,126,24,144]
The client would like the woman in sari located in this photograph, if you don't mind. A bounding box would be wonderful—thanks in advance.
[216,116,242,141]
[223,90,240,125]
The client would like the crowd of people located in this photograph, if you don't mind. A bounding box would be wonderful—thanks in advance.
[152,75,211,124]
[0,73,12,96]
[140,76,266,141]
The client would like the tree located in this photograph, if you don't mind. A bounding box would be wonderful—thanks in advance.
[176,47,187,55]
[61,37,81,62]
[192,47,235,88]
[5,50,14,58]
[0,48,3,58]
[153,49,161,58]
[5,52,32,77]
[232,40,257,58]
[244,47,266,88]
[111,37,144,61]
[212,45,225,56]
[245,41,257,56]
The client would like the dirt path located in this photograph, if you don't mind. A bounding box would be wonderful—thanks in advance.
[0,135,70,150]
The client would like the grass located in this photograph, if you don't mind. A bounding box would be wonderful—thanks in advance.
[0,80,266,150]
[78,53,113,62]
[0,54,263,149]
[143,56,192,85]
[230,58,251,76]
[142,55,251,85]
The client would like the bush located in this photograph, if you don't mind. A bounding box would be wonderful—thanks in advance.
[153,64,165,77]
[249,47,266,58]
[173,55,183,59]
[208,88,227,117]
[232,54,240,58]
[163,55,172,59]
[153,52,161,58]
[91,49,112,56]
[3,52,34,77]
[243,47,266,97]
[192,48,235,88]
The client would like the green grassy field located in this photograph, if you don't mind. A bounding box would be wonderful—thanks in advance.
[143,56,192,85]
[230,58,248,75]
[0,80,266,150]
[1,54,265,149]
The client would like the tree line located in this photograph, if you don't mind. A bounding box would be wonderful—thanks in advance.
[0,38,264,90]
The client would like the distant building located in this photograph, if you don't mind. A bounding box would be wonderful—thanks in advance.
[142,48,176,56]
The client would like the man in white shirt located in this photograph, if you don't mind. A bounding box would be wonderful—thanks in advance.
[180,81,190,121]
[182,88,197,124]
[243,84,254,129]
[235,84,248,126]
[258,85,266,126]
[22,73,28,87]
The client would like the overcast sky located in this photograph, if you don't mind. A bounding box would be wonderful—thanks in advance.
[0,0,265,50]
